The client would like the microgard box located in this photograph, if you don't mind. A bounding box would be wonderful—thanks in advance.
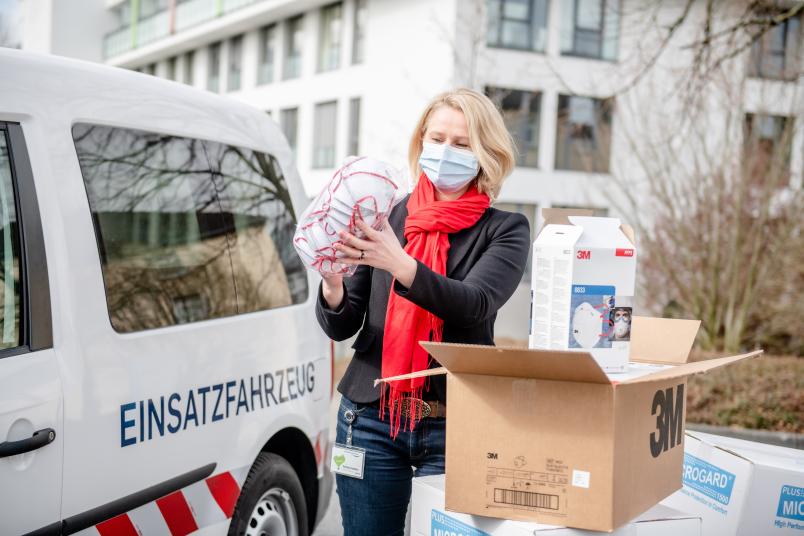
[377,317,762,532]
[530,209,637,373]
[661,431,804,535]
[412,474,702,536]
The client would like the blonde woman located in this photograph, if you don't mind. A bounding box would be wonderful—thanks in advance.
[316,88,529,534]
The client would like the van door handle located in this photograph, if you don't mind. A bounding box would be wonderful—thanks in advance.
[0,428,56,458]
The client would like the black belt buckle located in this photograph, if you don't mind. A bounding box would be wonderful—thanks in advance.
[399,398,431,419]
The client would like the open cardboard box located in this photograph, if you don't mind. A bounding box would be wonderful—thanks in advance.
[376,317,762,532]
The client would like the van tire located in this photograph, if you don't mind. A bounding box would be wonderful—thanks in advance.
[228,452,309,536]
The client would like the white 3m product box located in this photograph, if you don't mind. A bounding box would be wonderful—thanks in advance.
[662,431,804,535]
[412,474,701,536]
[529,209,637,372]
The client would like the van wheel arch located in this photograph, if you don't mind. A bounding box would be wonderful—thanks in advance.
[260,427,319,530]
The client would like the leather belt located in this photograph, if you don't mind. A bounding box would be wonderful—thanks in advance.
[398,398,446,419]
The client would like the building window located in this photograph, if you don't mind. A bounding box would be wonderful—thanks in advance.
[486,87,541,167]
[72,123,307,333]
[555,95,612,173]
[166,57,176,81]
[744,113,793,178]
[280,107,299,156]
[749,15,801,80]
[352,0,367,64]
[494,203,536,282]
[318,3,343,72]
[258,24,276,85]
[560,0,620,61]
[313,101,338,168]
[183,50,195,85]
[487,0,548,52]
[139,0,167,18]
[228,35,243,91]
[207,42,221,92]
[284,15,304,80]
[348,97,361,156]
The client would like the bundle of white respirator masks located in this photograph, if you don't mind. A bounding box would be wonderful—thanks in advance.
[293,156,408,277]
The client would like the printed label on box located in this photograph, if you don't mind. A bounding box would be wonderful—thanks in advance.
[776,485,804,522]
[572,469,591,489]
[682,453,736,506]
[485,456,568,517]
[431,509,490,536]
[568,285,615,349]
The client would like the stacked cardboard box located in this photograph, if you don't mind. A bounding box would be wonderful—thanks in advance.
[383,211,778,532]
[379,318,761,531]
[662,431,804,535]
[412,474,702,535]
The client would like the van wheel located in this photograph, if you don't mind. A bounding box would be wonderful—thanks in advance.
[229,452,309,536]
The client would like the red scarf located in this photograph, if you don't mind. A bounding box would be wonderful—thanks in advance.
[380,174,490,437]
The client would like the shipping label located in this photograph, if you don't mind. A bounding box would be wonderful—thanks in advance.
[485,455,568,518]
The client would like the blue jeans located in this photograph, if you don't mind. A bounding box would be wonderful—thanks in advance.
[335,395,446,536]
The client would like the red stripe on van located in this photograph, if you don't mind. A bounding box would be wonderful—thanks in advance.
[156,490,199,536]
[96,513,138,536]
[206,472,240,518]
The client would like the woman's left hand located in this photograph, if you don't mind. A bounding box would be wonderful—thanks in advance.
[335,218,418,288]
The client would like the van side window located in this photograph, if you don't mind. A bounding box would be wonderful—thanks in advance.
[73,124,239,332]
[204,141,308,312]
[0,130,22,348]
[73,123,308,333]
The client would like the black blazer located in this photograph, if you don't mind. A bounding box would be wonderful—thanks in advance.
[315,195,530,404]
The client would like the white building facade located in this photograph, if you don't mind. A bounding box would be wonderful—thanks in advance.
[22,0,804,342]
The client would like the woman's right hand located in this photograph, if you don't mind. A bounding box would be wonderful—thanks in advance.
[321,273,344,310]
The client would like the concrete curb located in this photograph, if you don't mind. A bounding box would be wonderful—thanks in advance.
[688,423,804,449]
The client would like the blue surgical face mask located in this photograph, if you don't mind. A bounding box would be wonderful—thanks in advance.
[419,141,480,193]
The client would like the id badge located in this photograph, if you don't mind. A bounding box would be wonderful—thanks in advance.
[331,443,366,479]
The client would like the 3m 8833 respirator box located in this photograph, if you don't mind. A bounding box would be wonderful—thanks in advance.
[529,209,637,372]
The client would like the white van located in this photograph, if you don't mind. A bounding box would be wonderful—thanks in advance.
[0,49,332,536]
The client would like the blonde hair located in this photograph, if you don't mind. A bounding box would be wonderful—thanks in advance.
[408,88,516,201]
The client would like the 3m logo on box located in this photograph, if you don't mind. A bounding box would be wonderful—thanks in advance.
[576,250,591,260]
[682,453,736,506]
[431,509,490,536]
[776,485,804,522]
[650,384,685,458]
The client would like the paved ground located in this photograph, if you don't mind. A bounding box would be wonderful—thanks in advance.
[311,393,343,536]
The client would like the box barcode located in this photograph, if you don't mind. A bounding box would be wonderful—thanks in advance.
[493,488,559,510]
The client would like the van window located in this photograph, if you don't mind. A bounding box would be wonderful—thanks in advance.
[204,141,308,313]
[73,123,307,333]
[0,131,22,348]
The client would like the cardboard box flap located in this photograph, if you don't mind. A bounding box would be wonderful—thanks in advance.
[374,366,447,387]
[534,224,584,247]
[630,316,701,364]
[540,207,594,227]
[621,350,763,384]
[418,342,612,384]
[689,430,804,471]
[620,223,636,246]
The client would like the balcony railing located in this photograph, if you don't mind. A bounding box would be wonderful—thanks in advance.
[103,0,263,59]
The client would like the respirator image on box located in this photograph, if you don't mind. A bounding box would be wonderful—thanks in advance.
[572,302,603,348]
